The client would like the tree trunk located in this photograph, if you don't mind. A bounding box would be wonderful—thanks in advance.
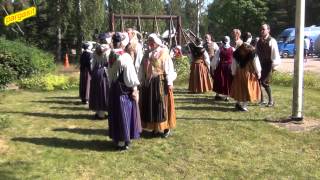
[56,0,62,62]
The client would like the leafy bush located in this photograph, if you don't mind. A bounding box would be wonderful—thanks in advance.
[174,55,190,84]
[18,74,79,91]
[0,37,55,88]
[272,71,320,90]
[0,114,11,130]
[0,64,17,89]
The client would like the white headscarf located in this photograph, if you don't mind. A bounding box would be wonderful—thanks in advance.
[84,41,94,51]
[148,33,163,46]
[121,32,129,47]
[223,36,231,48]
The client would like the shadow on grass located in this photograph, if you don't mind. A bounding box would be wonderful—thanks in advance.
[175,97,215,105]
[177,116,265,122]
[23,112,96,120]
[173,88,191,95]
[53,128,108,136]
[1,111,97,120]
[46,96,79,100]
[12,137,117,152]
[140,130,163,139]
[31,100,82,105]
[50,106,88,111]
[176,105,235,112]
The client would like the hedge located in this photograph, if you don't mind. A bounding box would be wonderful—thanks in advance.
[0,37,55,89]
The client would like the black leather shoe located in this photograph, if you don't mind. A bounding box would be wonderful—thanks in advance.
[162,129,171,138]
[239,107,248,112]
[258,101,267,106]
[94,114,105,120]
[152,130,161,137]
[117,145,129,151]
[235,103,241,110]
[214,95,224,101]
[266,101,275,107]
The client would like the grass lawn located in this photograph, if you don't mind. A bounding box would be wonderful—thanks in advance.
[0,85,320,179]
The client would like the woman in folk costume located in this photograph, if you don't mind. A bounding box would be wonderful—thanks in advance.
[139,33,177,138]
[108,32,141,151]
[79,42,93,104]
[230,32,261,111]
[89,33,111,119]
[188,38,213,93]
[125,28,144,74]
[211,36,234,101]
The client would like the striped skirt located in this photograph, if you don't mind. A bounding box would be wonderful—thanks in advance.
[108,82,142,143]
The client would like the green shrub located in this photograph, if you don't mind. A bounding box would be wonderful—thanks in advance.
[18,74,79,91]
[174,55,190,84]
[0,64,17,89]
[0,37,55,88]
[0,114,11,130]
[272,71,320,90]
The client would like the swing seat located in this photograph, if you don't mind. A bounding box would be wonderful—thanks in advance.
[161,28,176,39]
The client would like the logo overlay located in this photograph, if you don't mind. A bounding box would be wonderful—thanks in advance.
[4,7,36,26]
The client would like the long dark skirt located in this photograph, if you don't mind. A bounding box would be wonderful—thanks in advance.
[141,76,167,124]
[108,82,141,143]
[79,67,91,102]
[213,63,233,95]
[89,67,109,111]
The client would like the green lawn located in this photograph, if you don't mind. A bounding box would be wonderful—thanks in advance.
[0,86,320,179]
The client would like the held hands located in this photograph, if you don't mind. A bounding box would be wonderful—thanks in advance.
[168,85,173,91]
[131,89,139,102]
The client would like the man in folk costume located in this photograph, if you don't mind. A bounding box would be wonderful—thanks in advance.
[139,33,177,138]
[204,34,219,61]
[232,29,243,49]
[89,33,111,119]
[203,34,219,80]
[256,24,281,107]
[108,32,141,151]
[231,32,262,111]
[211,36,234,101]
[125,28,144,73]
[188,37,213,93]
[79,42,93,104]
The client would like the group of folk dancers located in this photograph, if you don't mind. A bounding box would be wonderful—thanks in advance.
[79,23,281,150]
[79,29,176,150]
[188,23,281,111]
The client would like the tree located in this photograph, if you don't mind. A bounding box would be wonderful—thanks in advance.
[207,0,268,39]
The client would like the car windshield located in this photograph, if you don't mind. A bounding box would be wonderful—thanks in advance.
[277,36,295,43]
[277,36,287,42]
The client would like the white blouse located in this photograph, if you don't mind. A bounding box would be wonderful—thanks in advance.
[108,49,140,88]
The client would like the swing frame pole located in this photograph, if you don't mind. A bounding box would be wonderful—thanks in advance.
[110,13,182,45]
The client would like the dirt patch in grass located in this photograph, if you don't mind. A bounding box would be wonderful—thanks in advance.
[0,137,9,154]
[269,117,320,132]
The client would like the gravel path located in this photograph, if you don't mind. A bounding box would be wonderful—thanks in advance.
[277,57,320,74]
